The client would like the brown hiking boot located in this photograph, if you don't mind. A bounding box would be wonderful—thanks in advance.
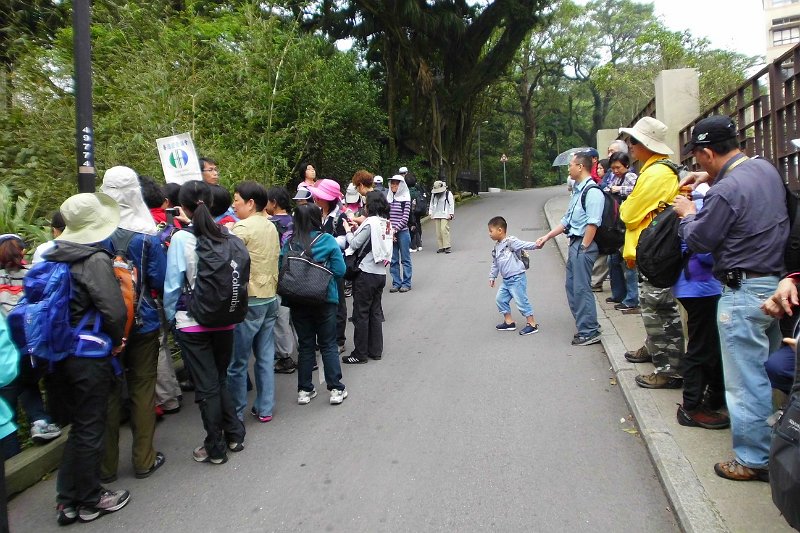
[676,404,730,429]
[624,345,651,363]
[714,459,769,482]
[635,372,683,389]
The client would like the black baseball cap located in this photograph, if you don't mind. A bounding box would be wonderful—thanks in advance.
[682,115,737,156]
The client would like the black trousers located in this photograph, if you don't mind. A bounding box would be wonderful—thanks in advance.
[336,278,347,347]
[678,295,724,409]
[176,329,244,459]
[56,356,113,507]
[351,273,386,360]
[410,214,422,249]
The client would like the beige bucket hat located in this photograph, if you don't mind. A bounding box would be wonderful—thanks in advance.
[618,117,673,155]
[431,180,447,194]
[56,192,120,244]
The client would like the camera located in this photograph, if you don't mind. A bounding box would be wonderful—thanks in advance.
[165,208,179,216]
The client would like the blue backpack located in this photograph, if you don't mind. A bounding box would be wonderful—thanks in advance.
[8,261,74,364]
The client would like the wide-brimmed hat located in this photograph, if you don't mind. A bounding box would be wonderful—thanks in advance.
[292,188,312,201]
[309,178,342,202]
[618,117,673,155]
[682,115,737,156]
[56,192,120,245]
[344,183,360,203]
[432,180,447,194]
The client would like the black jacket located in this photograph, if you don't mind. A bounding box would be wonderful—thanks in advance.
[45,241,127,346]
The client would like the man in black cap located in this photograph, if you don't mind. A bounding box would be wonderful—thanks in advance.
[674,115,789,482]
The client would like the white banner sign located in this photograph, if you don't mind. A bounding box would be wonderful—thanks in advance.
[156,132,202,184]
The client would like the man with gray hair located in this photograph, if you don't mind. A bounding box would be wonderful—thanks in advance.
[607,139,628,156]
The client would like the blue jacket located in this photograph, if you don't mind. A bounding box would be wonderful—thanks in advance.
[0,314,19,440]
[673,196,722,299]
[102,231,167,334]
[280,231,345,305]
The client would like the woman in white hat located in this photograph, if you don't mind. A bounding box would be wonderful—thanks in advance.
[429,180,455,253]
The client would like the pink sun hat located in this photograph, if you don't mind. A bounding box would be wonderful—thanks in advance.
[309,178,342,202]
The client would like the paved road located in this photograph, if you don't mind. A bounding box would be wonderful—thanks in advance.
[9,186,677,532]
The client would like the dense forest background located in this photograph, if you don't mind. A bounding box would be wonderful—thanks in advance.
[0,0,758,240]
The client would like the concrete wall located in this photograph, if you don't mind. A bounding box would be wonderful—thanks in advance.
[654,69,699,161]
[596,129,620,157]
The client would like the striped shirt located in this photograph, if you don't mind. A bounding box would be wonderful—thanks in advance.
[388,201,410,232]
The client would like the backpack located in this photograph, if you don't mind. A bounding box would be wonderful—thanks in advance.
[635,205,688,288]
[784,185,800,273]
[770,340,800,530]
[156,221,179,249]
[272,219,290,241]
[7,261,74,364]
[110,229,141,338]
[184,229,250,327]
[412,187,428,217]
[579,183,625,255]
[278,234,334,306]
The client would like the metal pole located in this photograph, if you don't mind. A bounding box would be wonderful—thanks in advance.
[503,161,507,190]
[73,0,96,193]
[477,124,482,193]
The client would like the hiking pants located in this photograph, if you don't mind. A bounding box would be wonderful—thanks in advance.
[102,330,159,477]
[639,278,684,375]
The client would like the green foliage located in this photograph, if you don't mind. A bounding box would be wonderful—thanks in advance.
[0,184,50,249]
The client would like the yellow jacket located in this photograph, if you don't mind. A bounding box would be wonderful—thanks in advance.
[619,155,680,265]
[232,212,280,299]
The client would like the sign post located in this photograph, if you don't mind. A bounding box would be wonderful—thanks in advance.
[73,0,95,193]
[500,153,508,190]
[156,132,203,184]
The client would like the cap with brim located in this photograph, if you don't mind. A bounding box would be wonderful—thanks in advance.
[374,176,383,183]
[618,116,674,155]
[389,174,405,182]
[398,166,408,174]
[0,234,28,249]
[56,192,120,245]
[681,115,737,156]
[344,184,360,203]
[431,180,447,194]
[293,188,312,201]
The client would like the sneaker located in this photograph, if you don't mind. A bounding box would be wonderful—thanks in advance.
[135,451,166,479]
[635,372,683,389]
[702,389,727,411]
[417,247,423,251]
[436,248,444,253]
[571,332,601,346]
[274,357,297,374]
[624,345,651,363]
[298,389,318,405]
[192,446,227,464]
[714,458,769,482]
[228,441,244,452]
[410,248,417,253]
[399,287,410,293]
[676,404,730,430]
[250,406,272,423]
[591,284,603,292]
[519,324,539,336]
[31,420,62,443]
[621,305,642,315]
[605,297,621,303]
[389,287,400,293]
[444,248,452,254]
[342,354,368,364]
[57,504,78,526]
[496,321,516,331]
[78,489,131,522]
[330,389,348,405]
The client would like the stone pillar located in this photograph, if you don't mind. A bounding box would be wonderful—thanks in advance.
[596,129,620,157]
[654,69,700,161]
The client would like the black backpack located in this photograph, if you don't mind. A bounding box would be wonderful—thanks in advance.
[580,183,625,255]
[635,205,687,288]
[184,229,250,327]
[784,185,800,273]
[770,340,800,530]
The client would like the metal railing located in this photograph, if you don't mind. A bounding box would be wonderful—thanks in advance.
[676,43,800,188]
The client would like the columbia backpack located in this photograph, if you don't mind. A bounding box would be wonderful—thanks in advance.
[7,261,73,363]
[635,206,687,288]
[184,229,250,327]
[770,340,800,530]
[580,184,625,255]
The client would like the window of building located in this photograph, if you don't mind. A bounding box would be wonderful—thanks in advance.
[771,0,800,7]
[773,26,800,46]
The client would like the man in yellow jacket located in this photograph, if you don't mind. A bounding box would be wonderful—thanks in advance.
[618,117,685,389]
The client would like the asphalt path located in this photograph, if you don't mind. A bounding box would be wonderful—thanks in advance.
[9,186,677,532]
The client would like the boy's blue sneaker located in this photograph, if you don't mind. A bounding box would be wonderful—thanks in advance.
[519,324,539,336]
[496,321,516,331]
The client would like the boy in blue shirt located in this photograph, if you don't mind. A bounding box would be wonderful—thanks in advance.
[488,216,539,336]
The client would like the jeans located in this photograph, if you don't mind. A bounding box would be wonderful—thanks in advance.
[622,260,640,307]
[102,329,159,477]
[717,277,781,468]
[177,329,245,459]
[229,300,279,419]
[291,303,345,392]
[496,273,533,318]
[677,296,723,410]
[390,228,412,289]
[607,252,626,302]
[351,272,385,360]
[56,356,113,507]
[0,355,51,458]
[566,240,599,336]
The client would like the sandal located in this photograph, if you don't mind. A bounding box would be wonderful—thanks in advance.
[341,355,367,364]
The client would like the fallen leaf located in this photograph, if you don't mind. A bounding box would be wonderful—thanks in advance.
[609,377,617,386]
